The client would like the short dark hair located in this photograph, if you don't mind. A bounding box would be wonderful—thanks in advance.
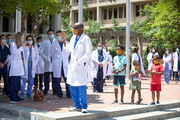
[47,29,54,34]
[56,30,62,34]
[133,47,138,53]
[133,60,140,66]
[176,46,179,49]
[117,45,125,50]
[36,37,42,40]
[0,35,5,39]
[154,55,161,59]
[6,34,11,38]
[97,42,102,45]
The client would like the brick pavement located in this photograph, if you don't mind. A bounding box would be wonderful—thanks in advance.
[0,76,180,113]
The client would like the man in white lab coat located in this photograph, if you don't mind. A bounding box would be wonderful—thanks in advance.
[40,29,56,95]
[51,30,70,99]
[173,46,180,83]
[34,37,44,91]
[62,23,92,113]
[92,42,107,93]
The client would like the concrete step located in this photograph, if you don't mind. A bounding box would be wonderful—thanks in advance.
[165,117,180,120]
[0,100,180,120]
[98,107,180,120]
[0,112,29,120]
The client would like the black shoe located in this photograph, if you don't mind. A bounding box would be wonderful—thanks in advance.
[17,98,24,102]
[148,102,155,105]
[43,92,47,96]
[156,102,160,105]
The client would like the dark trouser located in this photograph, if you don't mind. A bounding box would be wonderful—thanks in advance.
[34,74,44,90]
[43,72,53,95]
[53,77,62,97]
[0,65,9,95]
[93,67,104,92]
[10,76,21,101]
[60,65,70,97]
[174,72,179,81]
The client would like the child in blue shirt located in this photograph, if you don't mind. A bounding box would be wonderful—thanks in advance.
[112,45,127,104]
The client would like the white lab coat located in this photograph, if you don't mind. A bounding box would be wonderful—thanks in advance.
[51,40,70,78]
[173,52,179,72]
[106,53,113,76]
[92,50,108,79]
[87,57,94,82]
[9,41,25,76]
[35,44,44,74]
[147,52,159,71]
[40,38,56,73]
[21,46,39,78]
[132,53,146,76]
[163,54,172,70]
[64,33,92,86]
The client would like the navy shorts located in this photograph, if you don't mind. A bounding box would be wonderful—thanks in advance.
[113,76,126,86]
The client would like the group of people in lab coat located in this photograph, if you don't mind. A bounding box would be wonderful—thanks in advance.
[147,47,180,84]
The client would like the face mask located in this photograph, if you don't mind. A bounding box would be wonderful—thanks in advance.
[166,51,169,54]
[7,39,12,43]
[153,60,159,65]
[21,38,24,42]
[27,41,33,45]
[49,34,54,39]
[72,29,78,35]
[37,42,41,46]
[1,39,6,45]
[176,49,179,52]
[135,66,140,70]
[57,36,61,41]
[97,47,102,51]
[152,50,155,52]
[116,50,122,55]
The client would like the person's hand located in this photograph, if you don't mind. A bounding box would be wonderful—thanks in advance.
[99,63,103,67]
[115,70,120,74]
[141,74,145,77]
[107,63,109,65]
[61,32,67,43]
[0,63,4,68]
[152,71,156,75]
[22,41,27,48]
[111,66,114,73]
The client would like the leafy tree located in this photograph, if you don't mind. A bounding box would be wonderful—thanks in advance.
[111,16,122,31]
[0,0,70,35]
[61,17,72,41]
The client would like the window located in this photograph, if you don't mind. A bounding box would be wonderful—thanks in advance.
[74,12,78,23]
[2,17,9,32]
[119,7,123,18]
[94,10,97,20]
[114,8,117,18]
[136,5,140,17]
[89,11,93,20]
[27,14,32,33]
[124,7,126,18]
[109,8,112,19]
[104,9,107,20]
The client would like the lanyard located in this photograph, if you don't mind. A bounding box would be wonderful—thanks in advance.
[74,36,80,48]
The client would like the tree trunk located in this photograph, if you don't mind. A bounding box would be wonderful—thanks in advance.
[21,12,29,32]
[30,15,47,36]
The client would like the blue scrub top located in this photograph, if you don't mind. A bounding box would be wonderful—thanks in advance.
[98,50,103,62]
[28,46,32,62]
[0,45,11,63]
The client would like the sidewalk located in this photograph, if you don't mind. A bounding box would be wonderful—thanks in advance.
[0,76,180,113]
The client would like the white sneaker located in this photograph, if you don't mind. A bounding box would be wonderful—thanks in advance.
[82,108,88,113]
[69,107,81,112]
[10,100,20,104]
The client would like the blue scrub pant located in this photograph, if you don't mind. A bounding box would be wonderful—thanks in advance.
[60,65,70,97]
[174,72,180,81]
[93,67,104,92]
[0,64,9,95]
[10,76,21,101]
[34,74,44,90]
[69,85,87,109]
[21,62,34,96]
[164,63,171,84]
[43,72,53,95]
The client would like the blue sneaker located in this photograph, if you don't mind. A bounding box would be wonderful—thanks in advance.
[27,94,33,99]
[20,95,24,99]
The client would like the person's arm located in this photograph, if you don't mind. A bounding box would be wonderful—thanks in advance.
[92,51,100,64]
[130,70,138,77]
[40,41,49,62]
[34,46,39,66]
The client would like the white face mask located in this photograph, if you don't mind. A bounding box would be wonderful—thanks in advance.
[1,39,6,45]
[27,41,33,45]
[152,49,155,52]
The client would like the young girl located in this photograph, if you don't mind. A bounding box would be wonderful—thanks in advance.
[129,60,144,104]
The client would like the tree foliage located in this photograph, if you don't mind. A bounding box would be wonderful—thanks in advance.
[61,17,72,41]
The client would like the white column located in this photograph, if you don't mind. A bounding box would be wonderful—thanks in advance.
[97,0,100,22]
[16,9,21,33]
[54,14,62,32]
[9,14,15,32]
[78,0,83,23]
[125,0,130,80]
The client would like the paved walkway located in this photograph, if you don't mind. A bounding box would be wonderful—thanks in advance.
[0,76,180,113]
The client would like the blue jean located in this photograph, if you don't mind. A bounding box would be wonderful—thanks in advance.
[93,67,104,92]
[174,72,180,81]
[10,76,21,101]
[69,85,87,109]
[21,62,34,96]
[164,63,171,84]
